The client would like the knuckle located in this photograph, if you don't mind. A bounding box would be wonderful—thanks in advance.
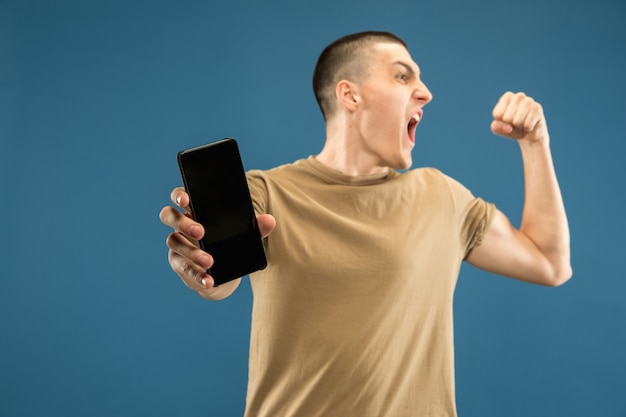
[176,257,203,285]
[170,187,184,203]
[189,265,204,285]
[192,270,204,285]
[169,252,204,289]
[180,260,195,280]
[169,251,183,270]
[159,206,171,224]
[160,206,182,228]
[180,260,191,276]
[166,233,177,248]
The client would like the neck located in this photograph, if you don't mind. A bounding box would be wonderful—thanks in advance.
[316,119,388,177]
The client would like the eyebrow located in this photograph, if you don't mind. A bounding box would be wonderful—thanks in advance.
[392,61,420,77]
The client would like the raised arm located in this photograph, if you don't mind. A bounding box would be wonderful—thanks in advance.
[466,92,572,286]
[159,187,276,300]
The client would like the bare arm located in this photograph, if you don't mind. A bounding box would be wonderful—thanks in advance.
[159,187,276,300]
[466,92,572,286]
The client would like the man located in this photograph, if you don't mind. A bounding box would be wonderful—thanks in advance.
[159,31,571,416]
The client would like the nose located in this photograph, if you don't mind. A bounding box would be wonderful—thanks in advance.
[413,80,432,105]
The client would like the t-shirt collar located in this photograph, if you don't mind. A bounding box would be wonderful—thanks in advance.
[304,156,398,186]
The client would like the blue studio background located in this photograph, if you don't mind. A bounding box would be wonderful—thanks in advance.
[1,0,625,416]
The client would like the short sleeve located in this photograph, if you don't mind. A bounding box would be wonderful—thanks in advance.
[246,170,269,216]
[462,198,495,259]
[439,172,495,259]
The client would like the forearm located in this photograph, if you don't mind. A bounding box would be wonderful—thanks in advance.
[518,138,572,283]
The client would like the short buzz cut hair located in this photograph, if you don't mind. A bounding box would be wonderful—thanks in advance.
[312,31,408,121]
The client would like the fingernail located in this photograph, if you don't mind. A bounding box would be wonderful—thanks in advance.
[175,194,182,205]
[201,278,207,288]
[189,225,202,239]
[199,254,212,268]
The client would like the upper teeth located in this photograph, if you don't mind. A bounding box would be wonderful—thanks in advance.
[412,113,421,122]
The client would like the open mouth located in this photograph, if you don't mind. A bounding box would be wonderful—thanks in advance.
[407,112,421,145]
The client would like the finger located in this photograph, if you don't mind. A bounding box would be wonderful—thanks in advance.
[490,120,514,137]
[168,250,213,290]
[492,91,513,121]
[522,101,543,133]
[507,98,542,135]
[501,92,526,124]
[511,110,528,130]
[512,95,542,130]
[257,214,277,238]
[170,187,190,211]
[159,206,205,241]
[166,232,214,269]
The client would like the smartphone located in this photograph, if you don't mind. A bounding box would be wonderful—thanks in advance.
[177,138,267,286]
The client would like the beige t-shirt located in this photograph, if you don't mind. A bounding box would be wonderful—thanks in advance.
[244,156,494,417]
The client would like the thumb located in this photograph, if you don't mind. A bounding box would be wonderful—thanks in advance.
[490,120,514,137]
[257,214,276,238]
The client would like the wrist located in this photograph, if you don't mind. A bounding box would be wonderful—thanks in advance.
[197,278,241,300]
[519,134,551,153]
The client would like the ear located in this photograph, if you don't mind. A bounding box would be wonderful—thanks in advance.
[335,80,360,112]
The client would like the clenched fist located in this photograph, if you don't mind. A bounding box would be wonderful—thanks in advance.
[491,92,549,145]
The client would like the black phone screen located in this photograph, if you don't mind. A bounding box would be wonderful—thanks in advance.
[177,138,267,285]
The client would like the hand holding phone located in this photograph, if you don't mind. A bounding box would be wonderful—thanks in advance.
[177,138,267,286]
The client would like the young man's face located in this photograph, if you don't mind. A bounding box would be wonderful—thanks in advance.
[351,42,432,171]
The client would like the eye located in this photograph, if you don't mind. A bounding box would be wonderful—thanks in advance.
[396,73,408,83]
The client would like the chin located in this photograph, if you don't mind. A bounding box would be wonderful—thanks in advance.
[400,152,414,169]
[393,157,412,171]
